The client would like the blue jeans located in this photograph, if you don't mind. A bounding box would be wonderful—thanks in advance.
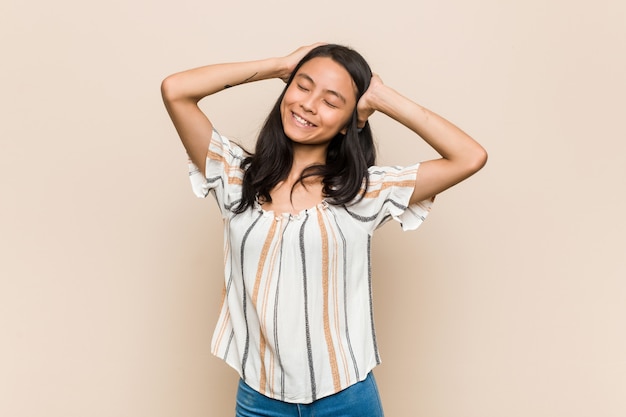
[235,372,385,417]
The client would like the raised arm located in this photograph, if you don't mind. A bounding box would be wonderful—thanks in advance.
[161,44,322,173]
[357,75,488,204]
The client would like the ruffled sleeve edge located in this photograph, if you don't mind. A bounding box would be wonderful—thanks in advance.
[189,159,210,198]
[188,129,239,199]
[386,162,435,231]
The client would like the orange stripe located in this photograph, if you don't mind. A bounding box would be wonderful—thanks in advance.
[261,223,283,323]
[260,222,286,398]
[206,149,244,185]
[213,224,233,352]
[362,179,417,199]
[370,167,418,180]
[259,331,267,393]
[317,209,341,391]
[252,220,278,307]
[212,309,231,355]
[206,149,225,164]
[227,176,243,185]
[252,220,279,394]
[330,221,350,381]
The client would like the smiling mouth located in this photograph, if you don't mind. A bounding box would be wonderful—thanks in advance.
[292,112,316,127]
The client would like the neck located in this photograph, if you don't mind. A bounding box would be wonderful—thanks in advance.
[289,143,327,180]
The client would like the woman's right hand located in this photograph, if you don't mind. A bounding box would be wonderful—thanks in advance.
[162,44,324,173]
[278,43,325,83]
[357,74,385,128]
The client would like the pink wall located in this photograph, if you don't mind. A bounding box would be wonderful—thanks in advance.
[2,0,625,416]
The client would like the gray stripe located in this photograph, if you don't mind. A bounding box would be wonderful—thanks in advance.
[274,218,291,401]
[387,198,408,211]
[328,209,360,380]
[343,204,378,222]
[376,214,393,229]
[367,236,381,364]
[240,211,264,381]
[344,198,408,224]
[225,227,235,295]
[299,212,317,401]
[206,174,223,184]
[223,329,235,360]
[369,167,403,176]
[224,198,241,212]
[222,232,236,361]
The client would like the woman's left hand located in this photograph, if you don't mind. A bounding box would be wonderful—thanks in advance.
[356,74,384,128]
[279,43,326,83]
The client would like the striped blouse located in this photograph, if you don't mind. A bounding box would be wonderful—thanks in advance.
[189,129,433,404]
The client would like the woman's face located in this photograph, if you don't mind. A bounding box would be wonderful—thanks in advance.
[280,57,357,146]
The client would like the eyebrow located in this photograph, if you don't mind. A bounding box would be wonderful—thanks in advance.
[296,73,347,104]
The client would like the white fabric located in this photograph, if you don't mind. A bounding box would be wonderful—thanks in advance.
[188,129,433,403]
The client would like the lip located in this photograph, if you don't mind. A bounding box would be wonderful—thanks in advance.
[291,111,317,128]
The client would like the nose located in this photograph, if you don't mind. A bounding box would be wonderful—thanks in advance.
[300,96,317,114]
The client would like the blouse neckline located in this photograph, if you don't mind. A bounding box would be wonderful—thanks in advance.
[254,197,329,219]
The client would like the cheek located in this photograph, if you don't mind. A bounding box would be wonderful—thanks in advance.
[279,94,292,118]
[282,85,301,104]
[279,89,291,110]
[329,109,354,130]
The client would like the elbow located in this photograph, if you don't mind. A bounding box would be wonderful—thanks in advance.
[160,74,178,104]
[473,146,488,172]
[464,145,488,177]
[161,73,191,105]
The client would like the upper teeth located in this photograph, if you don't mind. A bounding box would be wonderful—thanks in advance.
[294,113,313,126]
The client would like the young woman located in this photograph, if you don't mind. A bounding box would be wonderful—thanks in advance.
[161,43,487,417]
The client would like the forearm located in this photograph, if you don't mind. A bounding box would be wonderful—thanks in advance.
[161,57,287,103]
[161,43,322,174]
[161,58,284,171]
[361,81,486,202]
[371,85,485,167]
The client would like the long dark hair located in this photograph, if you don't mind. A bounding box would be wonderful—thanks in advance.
[234,44,375,214]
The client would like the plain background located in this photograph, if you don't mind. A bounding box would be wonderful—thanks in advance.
[2,0,625,416]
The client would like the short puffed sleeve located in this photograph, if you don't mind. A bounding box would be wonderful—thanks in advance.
[344,164,434,233]
[188,129,245,216]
